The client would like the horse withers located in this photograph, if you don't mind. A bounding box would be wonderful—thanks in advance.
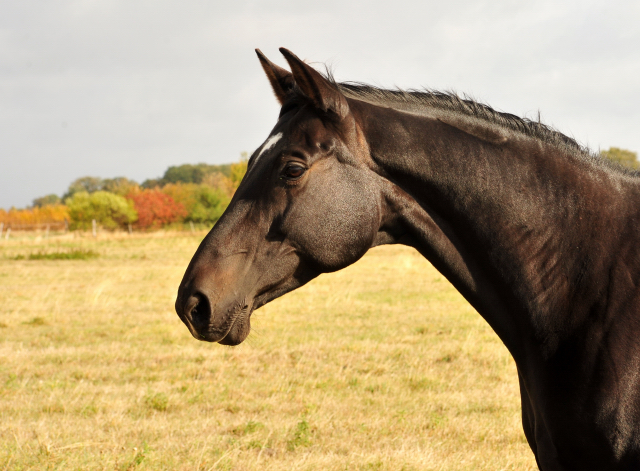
[176,48,640,470]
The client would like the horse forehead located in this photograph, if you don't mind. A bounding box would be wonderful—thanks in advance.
[255,132,283,163]
[284,111,336,139]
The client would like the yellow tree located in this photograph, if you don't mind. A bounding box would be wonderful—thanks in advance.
[601,147,639,169]
[229,152,248,191]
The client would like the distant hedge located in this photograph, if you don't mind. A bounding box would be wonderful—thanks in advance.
[4,157,248,232]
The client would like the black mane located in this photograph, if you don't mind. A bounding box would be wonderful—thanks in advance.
[335,82,636,176]
[340,83,578,148]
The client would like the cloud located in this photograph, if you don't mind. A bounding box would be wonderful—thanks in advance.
[1,0,639,208]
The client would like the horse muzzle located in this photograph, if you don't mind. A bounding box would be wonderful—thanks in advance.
[176,287,253,345]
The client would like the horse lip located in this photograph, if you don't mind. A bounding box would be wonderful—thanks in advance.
[215,304,253,344]
[190,303,252,343]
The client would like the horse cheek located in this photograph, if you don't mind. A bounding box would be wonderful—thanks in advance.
[289,174,378,272]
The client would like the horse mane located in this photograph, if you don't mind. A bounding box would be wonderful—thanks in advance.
[327,79,635,176]
[339,83,579,147]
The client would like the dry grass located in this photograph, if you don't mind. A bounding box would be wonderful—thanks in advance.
[0,232,537,470]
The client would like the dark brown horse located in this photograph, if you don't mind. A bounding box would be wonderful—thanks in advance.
[176,48,640,470]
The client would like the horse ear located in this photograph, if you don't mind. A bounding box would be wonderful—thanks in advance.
[256,49,294,105]
[279,48,349,119]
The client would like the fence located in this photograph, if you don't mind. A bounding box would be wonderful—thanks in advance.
[0,221,68,232]
[0,222,68,242]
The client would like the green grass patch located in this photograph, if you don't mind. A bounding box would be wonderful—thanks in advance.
[286,419,313,451]
[12,249,100,260]
[144,392,169,412]
[23,316,47,326]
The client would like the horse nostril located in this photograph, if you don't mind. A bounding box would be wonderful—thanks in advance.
[187,292,211,330]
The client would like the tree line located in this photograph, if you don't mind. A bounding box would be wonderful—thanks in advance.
[1,158,247,232]
[1,147,638,232]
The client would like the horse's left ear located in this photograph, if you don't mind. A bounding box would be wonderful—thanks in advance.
[279,48,349,119]
[256,49,294,105]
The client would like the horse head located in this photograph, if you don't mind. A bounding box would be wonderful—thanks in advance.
[175,49,388,345]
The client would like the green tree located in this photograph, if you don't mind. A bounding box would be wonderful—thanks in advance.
[141,178,162,189]
[32,194,61,207]
[63,176,103,200]
[162,165,206,184]
[66,191,137,230]
[186,186,230,225]
[601,147,639,169]
[102,177,139,196]
[160,163,233,186]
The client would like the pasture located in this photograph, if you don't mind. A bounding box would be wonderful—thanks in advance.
[0,232,536,470]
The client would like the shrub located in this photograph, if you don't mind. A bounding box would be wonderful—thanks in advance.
[127,189,187,229]
[66,191,137,230]
[161,183,230,225]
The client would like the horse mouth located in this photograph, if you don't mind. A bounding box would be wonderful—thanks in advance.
[216,305,252,345]
[177,287,255,345]
[187,302,252,345]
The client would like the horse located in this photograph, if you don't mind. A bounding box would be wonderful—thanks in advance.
[175,48,640,470]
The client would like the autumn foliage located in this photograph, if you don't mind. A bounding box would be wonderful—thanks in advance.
[0,204,69,229]
[3,157,248,232]
[127,189,187,229]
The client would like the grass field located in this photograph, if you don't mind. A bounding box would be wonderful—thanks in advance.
[0,232,537,470]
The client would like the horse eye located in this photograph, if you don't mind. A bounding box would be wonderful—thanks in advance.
[283,164,306,180]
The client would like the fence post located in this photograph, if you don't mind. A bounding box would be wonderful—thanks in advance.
[92,219,97,238]
[128,223,132,235]
[5,228,10,240]
[64,219,69,232]
[45,224,50,239]
[190,221,195,234]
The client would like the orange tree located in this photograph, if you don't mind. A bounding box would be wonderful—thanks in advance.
[0,204,69,229]
[127,189,187,229]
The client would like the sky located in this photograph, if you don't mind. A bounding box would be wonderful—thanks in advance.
[1,0,639,209]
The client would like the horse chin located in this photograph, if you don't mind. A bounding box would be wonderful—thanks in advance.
[217,309,252,346]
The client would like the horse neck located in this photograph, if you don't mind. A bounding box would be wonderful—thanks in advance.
[355,100,637,360]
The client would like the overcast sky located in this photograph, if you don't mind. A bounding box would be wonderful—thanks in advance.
[1,0,639,209]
